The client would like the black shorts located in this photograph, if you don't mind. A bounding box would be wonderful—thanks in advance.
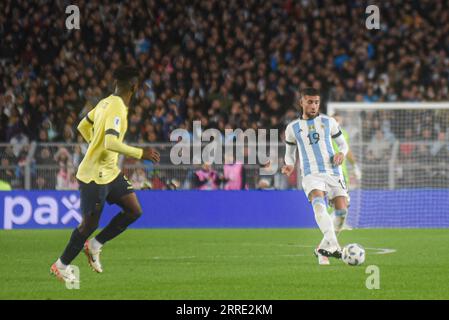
[78,173,134,216]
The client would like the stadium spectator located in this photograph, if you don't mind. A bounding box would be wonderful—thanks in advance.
[223,154,247,190]
[35,147,57,166]
[366,130,391,162]
[1,0,449,189]
[33,176,53,190]
[56,165,78,190]
[430,131,449,160]
[149,171,168,190]
[257,178,274,190]
[2,145,17,163]
[131,168,151,190]
[72,145,85,168]
[54,147,73,169]
[0,158,16,186]
[2,0,449,147]
[10,132,29,157]
[193,163,221,190]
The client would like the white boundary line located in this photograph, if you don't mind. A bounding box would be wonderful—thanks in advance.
[151,254,308,260]
[150,244,396,260]
[365,247,397,255]
[278,244,396,255]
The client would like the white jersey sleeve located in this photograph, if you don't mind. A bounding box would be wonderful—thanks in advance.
[329,117,342,138]
[285,123,296,145]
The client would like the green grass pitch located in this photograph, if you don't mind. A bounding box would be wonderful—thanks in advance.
[1,229,448,300]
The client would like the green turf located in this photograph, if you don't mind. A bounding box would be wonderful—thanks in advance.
[0,229,448,300]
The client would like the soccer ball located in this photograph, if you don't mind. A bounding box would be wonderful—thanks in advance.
[341,243,365,266]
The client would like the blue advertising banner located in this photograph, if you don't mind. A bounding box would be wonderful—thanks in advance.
[0,190,316,229]
[1,190,448,229]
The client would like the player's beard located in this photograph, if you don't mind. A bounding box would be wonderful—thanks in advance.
[304,110,319,119]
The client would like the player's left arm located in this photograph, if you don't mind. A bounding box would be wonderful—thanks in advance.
[103,105,144,159]
[330,118,348,166]
[77,108,95,143]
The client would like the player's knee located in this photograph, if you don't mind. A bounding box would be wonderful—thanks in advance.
[308,190,324,201]
[78,224,97,237]
[311,197,326,212]
[78,218,99,236]
[125,209,142,221]
[334,197,348,210]
[132,210,142,220]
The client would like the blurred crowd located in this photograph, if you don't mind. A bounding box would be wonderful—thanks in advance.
[1,0,449,189]
[358,109,449,164]
[2,0,449,144]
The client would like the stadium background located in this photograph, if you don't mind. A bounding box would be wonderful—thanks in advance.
[1,0,448,229]
[2,0,449,301]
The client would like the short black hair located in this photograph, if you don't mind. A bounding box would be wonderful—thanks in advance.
[113,66,139,90]
[300,87,320,98]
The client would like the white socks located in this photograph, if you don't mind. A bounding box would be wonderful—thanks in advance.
[333,209,348,233]
[56,239,103,270]
[56,258,67,270]
[90,238,103,251]
[312,197,339,250]
[319,237,330,249]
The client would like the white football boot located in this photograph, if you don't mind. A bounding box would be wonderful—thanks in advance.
[84,240,103,273]
[50,263,78,283]
[317,238,342,259]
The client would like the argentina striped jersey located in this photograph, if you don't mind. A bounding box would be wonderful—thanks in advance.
[285,114,343,177]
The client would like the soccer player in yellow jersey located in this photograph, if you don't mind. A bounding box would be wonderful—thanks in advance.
[51,66,160,282]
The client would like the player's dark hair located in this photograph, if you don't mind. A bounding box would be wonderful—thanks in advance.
[300,87,320,98]
[113,66,139,90]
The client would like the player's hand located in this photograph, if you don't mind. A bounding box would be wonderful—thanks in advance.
[281,165,294,176]
[333,152,344,166]
[142,147,160,163]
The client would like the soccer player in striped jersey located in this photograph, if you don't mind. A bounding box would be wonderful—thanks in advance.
[50,66,160,282]
[282,88,349,265]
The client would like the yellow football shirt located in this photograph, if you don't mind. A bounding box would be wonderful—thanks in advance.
[76,95,142,184]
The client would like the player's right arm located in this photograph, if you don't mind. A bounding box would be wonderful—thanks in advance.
[282,123,297,176]
[103,104,160,162]
[77,108,95,143]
